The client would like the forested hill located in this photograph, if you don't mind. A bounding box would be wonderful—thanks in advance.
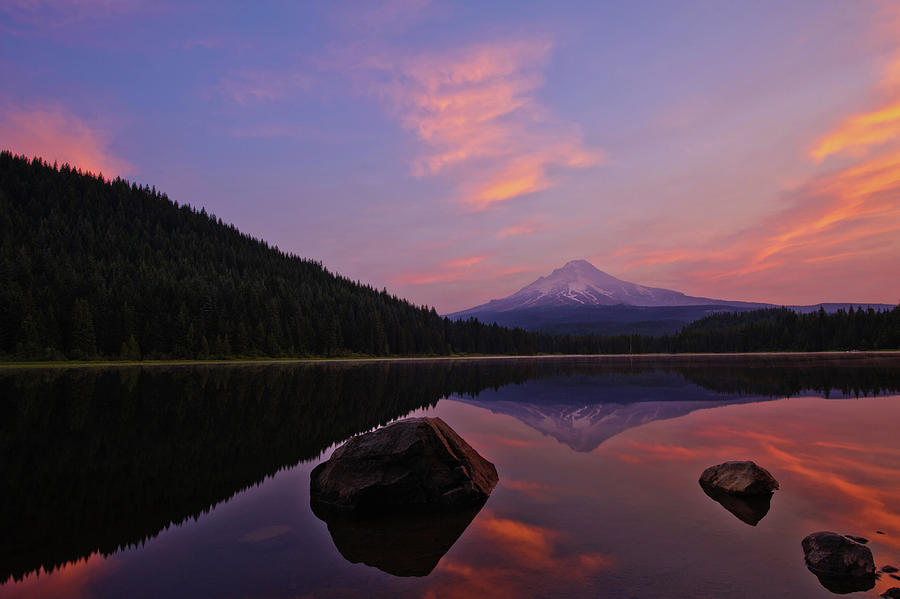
[0,152,535,360]
[1,152,897,361]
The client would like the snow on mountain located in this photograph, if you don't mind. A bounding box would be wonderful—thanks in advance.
[450,259,742,317]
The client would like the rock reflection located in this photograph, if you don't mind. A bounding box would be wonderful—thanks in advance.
[806,570,876,595]
[698,483,773,526]
[311,502,486,577]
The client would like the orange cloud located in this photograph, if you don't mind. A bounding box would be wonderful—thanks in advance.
[605,124,900,302]
[599,24,900,303]
[422,511,614,599]
[355,38,603,209]
[0,105,132,177]
[811,99,900,162]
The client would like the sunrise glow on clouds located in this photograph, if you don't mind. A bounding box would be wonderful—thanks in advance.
[1,0,898,311]
[600,30,900,305]
[389,39,603,210]
[0,105,133,178]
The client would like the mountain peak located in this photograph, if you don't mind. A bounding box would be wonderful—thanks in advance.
[562,259,594,268]
[450,259,724,316]
[558,259,606,275]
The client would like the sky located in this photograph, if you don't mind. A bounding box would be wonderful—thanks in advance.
[2,0,899,313]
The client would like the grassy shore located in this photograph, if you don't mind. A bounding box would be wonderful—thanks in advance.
[2,350,899,369]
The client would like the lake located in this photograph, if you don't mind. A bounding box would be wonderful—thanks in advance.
[2,354,900,598]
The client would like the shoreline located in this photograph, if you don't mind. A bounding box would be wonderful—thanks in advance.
[2,350,899,369]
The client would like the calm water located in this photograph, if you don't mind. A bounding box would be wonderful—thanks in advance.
[2,355,900,598]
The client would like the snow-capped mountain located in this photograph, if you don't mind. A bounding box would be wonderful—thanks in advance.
[446,259,890,334]
[450,259,758,317]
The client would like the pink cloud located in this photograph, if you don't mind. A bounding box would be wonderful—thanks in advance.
[601,73,900,304]
[339,37,603,209]
[445,255,485,268]
[0,104,133,178]
[391,257,532,287]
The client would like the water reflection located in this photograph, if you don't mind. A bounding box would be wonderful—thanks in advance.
[808,568,877,594]
[699,483,774,526]
[311,502,487,577]
[0,360,542,583]
[1,354,899,596]
[417,507,615,599]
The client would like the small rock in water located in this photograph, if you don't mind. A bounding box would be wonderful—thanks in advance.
[699,461,779,496]
[883,565,900,573]
[892,574,900,582]
[878,531,888,535]
[845,534,869,544]
[882,588,900,599]
[801,531,876,594]
[310,417,498,515]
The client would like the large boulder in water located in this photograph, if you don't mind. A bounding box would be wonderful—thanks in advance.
[802,531,876,594]
[310,417,498,515]
[699,461,779,496]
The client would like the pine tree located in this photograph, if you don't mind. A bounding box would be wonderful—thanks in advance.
[69,299,96,359]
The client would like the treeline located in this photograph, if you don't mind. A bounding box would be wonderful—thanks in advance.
[530,306,900,354]
[0,152,536,360]
[1,151,897,360]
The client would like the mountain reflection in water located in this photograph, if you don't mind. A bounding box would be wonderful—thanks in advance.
[1,354,899,598]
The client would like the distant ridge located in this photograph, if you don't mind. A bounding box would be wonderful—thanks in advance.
[448,260,893,335]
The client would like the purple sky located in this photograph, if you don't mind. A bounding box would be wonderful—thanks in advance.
[2,0,899,312]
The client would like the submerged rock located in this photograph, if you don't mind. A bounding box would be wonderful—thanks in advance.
[310,417,498,515]
[882,588,900,599]
[699,484,773,526]
[699,461,780,496]
[801,531,876,594]
[884,565,900,573]
[311,501,485,576]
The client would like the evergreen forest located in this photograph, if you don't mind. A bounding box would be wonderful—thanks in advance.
[1,151,897,361]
